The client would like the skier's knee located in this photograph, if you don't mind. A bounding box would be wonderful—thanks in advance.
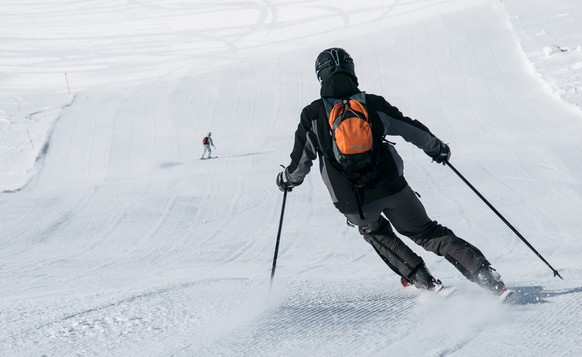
[421,221,453,239]
[359,217,395,239]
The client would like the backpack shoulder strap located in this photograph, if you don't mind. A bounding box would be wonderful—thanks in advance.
[322,92,367,116]
[309,99,333,161]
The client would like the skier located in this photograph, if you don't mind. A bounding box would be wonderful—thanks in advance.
[201,132,215,159]
[276,48,508,295]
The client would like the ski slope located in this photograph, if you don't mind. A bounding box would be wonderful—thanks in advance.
[1,0,582,355]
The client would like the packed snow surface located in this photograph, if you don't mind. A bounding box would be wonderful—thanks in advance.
[1,0,582,356]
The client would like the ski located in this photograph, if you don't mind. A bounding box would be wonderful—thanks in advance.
[413,285,458,304]
[405,284,458,300]
[401,276,457,299]
[498,288,515,304]
[400,277,515,303]
[433,285,458,298]
[406,282,515,303]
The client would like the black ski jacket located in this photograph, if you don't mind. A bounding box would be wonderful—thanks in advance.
[285,81,447,214]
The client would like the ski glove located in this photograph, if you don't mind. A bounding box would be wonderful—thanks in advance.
[432,144,451,164]
[276,171,296,192]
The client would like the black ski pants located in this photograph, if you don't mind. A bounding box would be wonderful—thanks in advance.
[344,185,490,281]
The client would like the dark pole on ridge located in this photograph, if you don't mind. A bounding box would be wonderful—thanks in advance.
[446,161,563,279]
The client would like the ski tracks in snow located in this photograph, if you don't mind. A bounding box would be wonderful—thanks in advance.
[186,280,417,356]
[4,281,222,356]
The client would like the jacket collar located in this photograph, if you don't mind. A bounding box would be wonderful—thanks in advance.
[320,73,360,98]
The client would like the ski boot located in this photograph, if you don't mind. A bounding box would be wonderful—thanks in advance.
[401,265,443,292]
[474,265,507,295]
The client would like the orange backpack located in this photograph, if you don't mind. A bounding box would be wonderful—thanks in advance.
[325,93,376,176]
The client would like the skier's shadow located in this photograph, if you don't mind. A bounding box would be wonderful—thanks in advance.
[508,285,582,305]
[158,151,269,169]
[215,152,267,159]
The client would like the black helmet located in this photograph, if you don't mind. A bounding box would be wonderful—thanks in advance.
[315,48,356,83]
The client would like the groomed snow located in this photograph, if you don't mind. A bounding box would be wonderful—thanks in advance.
[1,0,581,356]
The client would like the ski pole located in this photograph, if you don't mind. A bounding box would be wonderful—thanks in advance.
[445,161,563,279]
[270,182,289,291]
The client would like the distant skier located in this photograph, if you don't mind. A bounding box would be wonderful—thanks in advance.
[201,132,215,159]
[276,48,508,295]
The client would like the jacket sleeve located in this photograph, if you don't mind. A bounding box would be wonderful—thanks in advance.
[285,105,319,185]
[372,95,446,157]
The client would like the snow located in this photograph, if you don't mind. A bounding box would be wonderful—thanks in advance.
[1,0,582,355]
[503,0,582,108]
